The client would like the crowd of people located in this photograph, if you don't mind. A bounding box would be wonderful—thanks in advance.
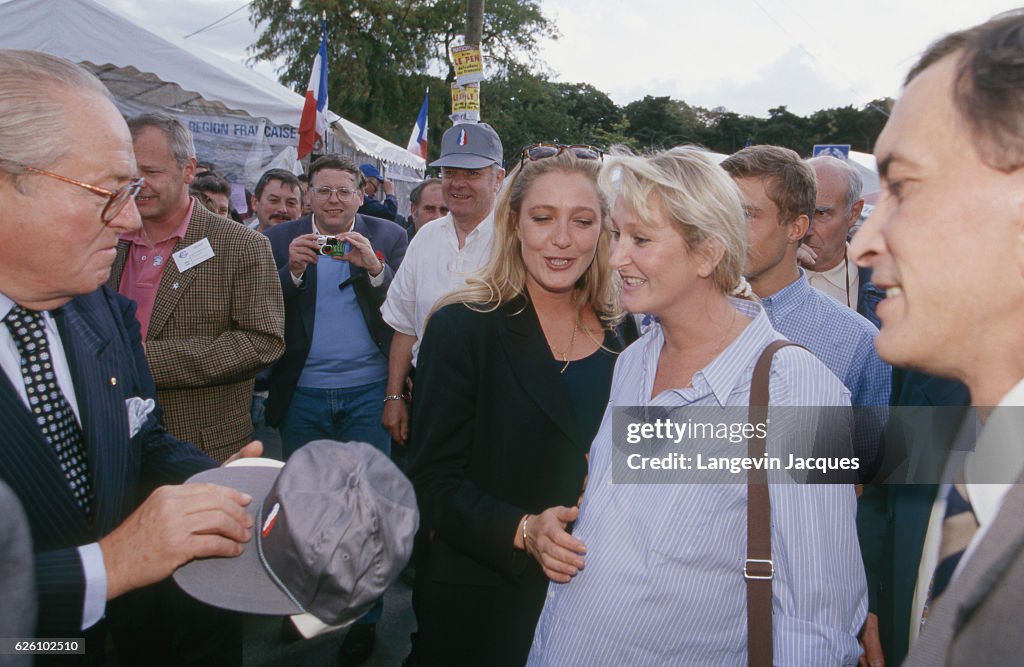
[2,8,1024,667]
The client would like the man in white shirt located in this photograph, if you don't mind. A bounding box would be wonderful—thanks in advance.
[851,10,1024,663]
[380,123,505,444]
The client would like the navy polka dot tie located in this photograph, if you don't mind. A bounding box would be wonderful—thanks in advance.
[4,305,93,517]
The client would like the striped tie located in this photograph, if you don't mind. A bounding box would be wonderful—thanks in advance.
[932,475,979,600]
[4,305,94,517]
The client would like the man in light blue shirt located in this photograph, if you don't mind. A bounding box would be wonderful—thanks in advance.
[723,146,890,467]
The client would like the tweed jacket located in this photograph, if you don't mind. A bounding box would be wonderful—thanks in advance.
[109,200,285,461]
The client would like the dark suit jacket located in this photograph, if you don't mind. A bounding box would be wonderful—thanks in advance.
[0,288,215,636]
[407,298,633,665]
[856,370,969,664]
[109,201,285,461]
[904,468,1024,665]
[263,213,408,426]
[858,265,884,328]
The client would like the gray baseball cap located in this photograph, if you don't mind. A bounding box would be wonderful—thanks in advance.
[172,440,418,626]
[430,122,504,169]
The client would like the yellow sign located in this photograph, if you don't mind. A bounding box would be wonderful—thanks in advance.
[452,44,484,85]
[450,82,481,122]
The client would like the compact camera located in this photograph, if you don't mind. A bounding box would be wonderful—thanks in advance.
[317,235,351,257]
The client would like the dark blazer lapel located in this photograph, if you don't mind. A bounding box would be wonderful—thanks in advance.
[349,215,371,284]
[55,296,130,535]
[147,203,207,340]
[299,216,318,342]
[499,299,581,446]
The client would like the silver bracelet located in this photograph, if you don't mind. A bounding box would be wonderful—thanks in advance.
[383,394,406,403]
[521,515,531,550]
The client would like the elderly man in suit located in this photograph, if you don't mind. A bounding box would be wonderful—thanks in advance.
[851,10,1024,664]
[0,49,258,663]
[264,153,407,664]
[804,155,885,327]
[109,113,285,462]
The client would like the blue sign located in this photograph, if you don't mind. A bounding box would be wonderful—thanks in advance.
[812,144,851,160]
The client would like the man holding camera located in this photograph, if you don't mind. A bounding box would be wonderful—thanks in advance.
[263,153,407,663]
[264,154,407,462]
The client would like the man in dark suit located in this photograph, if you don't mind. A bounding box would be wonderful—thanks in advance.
[857,371,969,665]
[264,153,407,664]
[0,49,257,661]
[850,10,1024,664]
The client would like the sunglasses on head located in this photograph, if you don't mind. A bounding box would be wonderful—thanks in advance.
[519,143,604,169]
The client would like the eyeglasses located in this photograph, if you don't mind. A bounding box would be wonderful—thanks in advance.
[15,163,143,223]
[520,143,604,169]
[313,186,361,200]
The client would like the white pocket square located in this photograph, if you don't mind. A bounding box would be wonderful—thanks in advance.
[126,397,156,438]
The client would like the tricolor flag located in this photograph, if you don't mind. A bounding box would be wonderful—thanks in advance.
[405,90,429,160]
[298,19,329,159]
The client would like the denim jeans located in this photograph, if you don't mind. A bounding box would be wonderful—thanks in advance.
[279,380,390,460]
[278,379,390,625]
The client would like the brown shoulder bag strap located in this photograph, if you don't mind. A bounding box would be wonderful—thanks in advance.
[746,339,800,667]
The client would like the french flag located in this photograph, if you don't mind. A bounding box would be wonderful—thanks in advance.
[405,91,429,160]
[298,19,329,159]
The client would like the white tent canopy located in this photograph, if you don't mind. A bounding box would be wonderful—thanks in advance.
[0,0,425,183]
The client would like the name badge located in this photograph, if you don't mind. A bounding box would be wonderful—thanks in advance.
[173,238,215,272]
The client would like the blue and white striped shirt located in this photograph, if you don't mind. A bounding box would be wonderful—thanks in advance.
[760,271,890,408]
[528,299,867,666]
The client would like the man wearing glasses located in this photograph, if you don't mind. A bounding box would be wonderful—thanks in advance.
[0,50,259,663]
[108,113,285,463]
[263,153,408,662]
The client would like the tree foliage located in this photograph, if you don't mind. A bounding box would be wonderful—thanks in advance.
[247,2,892,165]
[248,0,555,142]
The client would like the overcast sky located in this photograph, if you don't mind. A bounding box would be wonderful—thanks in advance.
[96,0,1020,117]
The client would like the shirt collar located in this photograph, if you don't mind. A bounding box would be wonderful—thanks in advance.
[0,291,56,328]
[0,292,15,321]
[807,244,856,289]
[440,210,495,245]
[759,269,811,320]
[644,297,780,407]
[122,199,194,247]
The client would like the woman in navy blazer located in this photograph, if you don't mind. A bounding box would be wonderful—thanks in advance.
[408,147,634,666]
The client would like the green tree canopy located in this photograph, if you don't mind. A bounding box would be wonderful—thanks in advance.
[248,0,555,144]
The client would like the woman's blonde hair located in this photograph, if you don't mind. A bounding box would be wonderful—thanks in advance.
[438,149,621,326]
[599,145,748,295]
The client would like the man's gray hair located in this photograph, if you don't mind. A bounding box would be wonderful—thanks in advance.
[0,50,111,190]
[808,155,863,212]
[127,113,196,167]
